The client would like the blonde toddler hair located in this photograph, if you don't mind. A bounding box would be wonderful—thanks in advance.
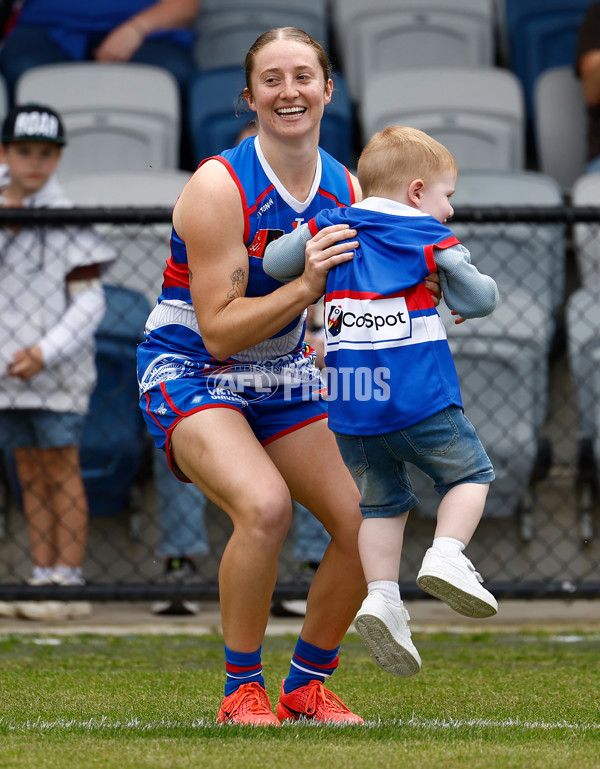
[358,126,457,199]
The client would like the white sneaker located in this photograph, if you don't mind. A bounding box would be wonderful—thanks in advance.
[416,547,498,618]
[354,593,422,677]
[15,574,92,621]
[0,601,18,618]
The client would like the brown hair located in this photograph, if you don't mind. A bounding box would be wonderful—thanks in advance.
[357,126,457,199]
[244,27,331,95]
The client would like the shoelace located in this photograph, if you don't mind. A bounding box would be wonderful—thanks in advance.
[463,555,484,584]
[304,681,352,716]
[227,683,272,715]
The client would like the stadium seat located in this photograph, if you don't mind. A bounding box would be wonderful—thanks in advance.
[411,295,553,533]
[566,285,600,541]
[0,72,7,126]
[188,66,355,167]
[534,66,587,190]
[15,62,180,172]
[59,169,191,307]
[571,172,600,287]
[451,169,567,322]
[331,0,496,102]
[502,0,594,120]
[408,168,564,529]
[188,66,253,163]
[194,0,329,71]
[359,67,525,172]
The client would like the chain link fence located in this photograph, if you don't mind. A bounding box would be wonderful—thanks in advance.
[1,206,599,603]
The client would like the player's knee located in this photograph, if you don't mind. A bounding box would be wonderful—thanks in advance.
[241,492,293,550]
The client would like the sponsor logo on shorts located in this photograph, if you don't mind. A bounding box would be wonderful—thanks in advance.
[139,354,204,394]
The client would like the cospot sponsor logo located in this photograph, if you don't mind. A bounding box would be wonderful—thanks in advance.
[326,295,411,350]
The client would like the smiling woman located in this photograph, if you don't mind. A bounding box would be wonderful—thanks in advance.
[136,26,369,727]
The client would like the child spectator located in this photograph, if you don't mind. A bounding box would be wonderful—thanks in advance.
[264,125,499,677]
[0,103,114,620]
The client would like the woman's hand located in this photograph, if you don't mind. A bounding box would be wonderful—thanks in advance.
[301,224,358,297]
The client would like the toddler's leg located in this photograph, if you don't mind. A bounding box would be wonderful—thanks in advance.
[355,515,421,677]
[417,483,498,618]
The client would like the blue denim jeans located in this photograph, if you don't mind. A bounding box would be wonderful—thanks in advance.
[153,447,210,559]
[292,500,330,563]
[334,405,494,519]
[0,409,85,449]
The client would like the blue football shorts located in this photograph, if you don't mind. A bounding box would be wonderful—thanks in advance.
[137,340,327,466]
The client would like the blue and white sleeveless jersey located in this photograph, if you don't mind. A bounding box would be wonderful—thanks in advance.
[143,136,355,367]
[311,199,463,436]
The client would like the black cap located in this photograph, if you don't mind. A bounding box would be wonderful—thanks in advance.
[1,103,67,146]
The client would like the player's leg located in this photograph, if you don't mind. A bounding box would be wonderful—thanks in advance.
[267,418,365,649]
[266,419,366,724]
[171,407,290,725]
[172,407,293,651]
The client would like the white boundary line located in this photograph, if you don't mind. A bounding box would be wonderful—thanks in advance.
[1,716,598,732]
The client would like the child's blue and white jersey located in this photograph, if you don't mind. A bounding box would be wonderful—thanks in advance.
[143,136,355,366]
[312,199,463,436]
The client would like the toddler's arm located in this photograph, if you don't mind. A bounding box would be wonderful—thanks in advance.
[435,244,498,319]
[263,223,312,283]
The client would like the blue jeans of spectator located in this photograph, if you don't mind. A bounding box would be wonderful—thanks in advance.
[153,447,210,559]
[292,500,330,564]
[586,155,600,174]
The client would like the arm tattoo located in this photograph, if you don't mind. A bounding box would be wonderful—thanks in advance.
[227,268,245,299]
[188,268,193,285]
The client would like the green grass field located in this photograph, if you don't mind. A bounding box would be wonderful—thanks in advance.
[0,630,598,769]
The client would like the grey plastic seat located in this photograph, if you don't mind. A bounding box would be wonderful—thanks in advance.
[571,172,600,286]
[566,285,600,540]
[0,72,7,126]
[59,169,191,306]
[15,63,180,172]
[360,67,525,172]
[194,0,329,71]
[566,286,600,444]
[410,334,543,522]
[411,291,552,528]
[441,291,552,431]
[451,169,567,320]
[534,67,587,191]
[331,0,495,102]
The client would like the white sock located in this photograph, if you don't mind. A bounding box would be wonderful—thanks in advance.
[32,566,54,582]
[432,537,465,558]
[368,580,402,606]
[53,565,84,585]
